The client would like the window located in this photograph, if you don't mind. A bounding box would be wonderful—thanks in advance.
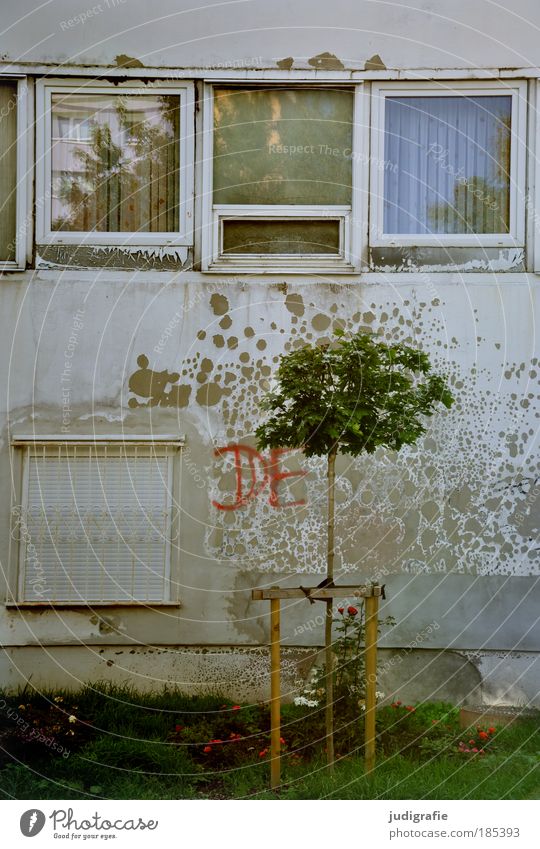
[202,85,362,271]
[13,438,182,605]
[0,76,27,269]
[36,80,194,247]
[370,81,526,247]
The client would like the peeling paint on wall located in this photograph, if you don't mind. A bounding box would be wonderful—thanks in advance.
[131,284,540,579]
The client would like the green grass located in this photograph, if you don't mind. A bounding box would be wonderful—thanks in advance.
[0,684,538,800]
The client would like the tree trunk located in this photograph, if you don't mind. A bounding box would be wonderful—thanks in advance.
[325,448,337,771]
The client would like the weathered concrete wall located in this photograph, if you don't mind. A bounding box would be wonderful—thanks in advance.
[1,270,539,704]
[1,0,539,706]
[1,0,540,72]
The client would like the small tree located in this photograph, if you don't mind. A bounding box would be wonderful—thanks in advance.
[256,331,454,769]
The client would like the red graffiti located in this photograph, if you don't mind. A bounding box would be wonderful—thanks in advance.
[212,445,307,510]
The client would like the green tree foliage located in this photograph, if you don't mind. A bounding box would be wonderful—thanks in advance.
[256,331,454,458]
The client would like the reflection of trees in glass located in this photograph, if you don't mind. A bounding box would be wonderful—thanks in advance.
[52,95,180,233]
[213,87,353,206]
[427,112,511,234]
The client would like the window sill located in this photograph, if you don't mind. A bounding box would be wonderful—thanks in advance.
[371,236,523,249]
[5,601,182,609]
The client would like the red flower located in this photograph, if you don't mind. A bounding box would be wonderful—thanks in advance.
[469,739,475,745]
[175,725,183,732]
[347,606,358,616]
[405,705,415,712]
[337,608,344,615]
[472,747,479,753]
[395,700,402,706]
[210,739,223,744]
[259,748,268,758]
[488,726,496,734]
[232,705,241,711]
[203,746,212,753]
[279,737,286,745]
[478,731,489,740]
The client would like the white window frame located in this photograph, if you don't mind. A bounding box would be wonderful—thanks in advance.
[35,78,194,248]
[201,82,365,273]
[370,80,527,248]
[0,75,28,270]
[532,80,540,271]
[10,435,184,607]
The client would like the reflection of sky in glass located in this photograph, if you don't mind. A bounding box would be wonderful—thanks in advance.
[384,95,512,234]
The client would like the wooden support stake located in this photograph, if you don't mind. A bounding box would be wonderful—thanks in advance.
[270,597,281,789]
[325,448,337,772]
[325,600,334,772]
[252,585,381,601]
[364,592,379,775]
[252,583,384,788]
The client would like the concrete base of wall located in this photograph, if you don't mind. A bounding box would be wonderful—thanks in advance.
[2,645,539,707]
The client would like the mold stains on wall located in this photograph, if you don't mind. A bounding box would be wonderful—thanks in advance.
[114,54,144,68]
[89,613,127,635]
[2,644,315,701]
[122,284,540,579]
[276,57,294,70]
[377,649,483,705]
[210,293,230,316]
[36,244,190,271]
[285,292,305,317]
[128,354,191,408]
[364,53,386,70]
[307,52,345,70]
[370,247,525,274]
[196,381,230,407]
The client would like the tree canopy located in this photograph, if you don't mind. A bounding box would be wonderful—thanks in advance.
[256,332,454,458]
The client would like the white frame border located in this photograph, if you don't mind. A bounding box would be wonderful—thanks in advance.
[532,80,540,271]
[0,76,28,270]
[35,78,195,248]
[369,80,527,248]
[201,82,365,273]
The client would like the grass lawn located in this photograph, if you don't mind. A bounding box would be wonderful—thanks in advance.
[0,685,538,800]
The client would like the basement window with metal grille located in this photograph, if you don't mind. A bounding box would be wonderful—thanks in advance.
[11,439,182,605]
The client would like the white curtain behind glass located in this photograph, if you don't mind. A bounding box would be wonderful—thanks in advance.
[383,95,512,235]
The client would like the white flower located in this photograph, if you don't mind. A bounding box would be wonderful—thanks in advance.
[376,691,385,700]
[68,715,77,724]
[294,696,319,708]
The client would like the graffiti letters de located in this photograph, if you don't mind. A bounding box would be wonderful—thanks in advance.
[212,445,307,510]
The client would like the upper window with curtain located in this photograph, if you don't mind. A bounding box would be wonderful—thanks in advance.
[36,80,194,248]
[203,85,360,272]
[370,82,526,248]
